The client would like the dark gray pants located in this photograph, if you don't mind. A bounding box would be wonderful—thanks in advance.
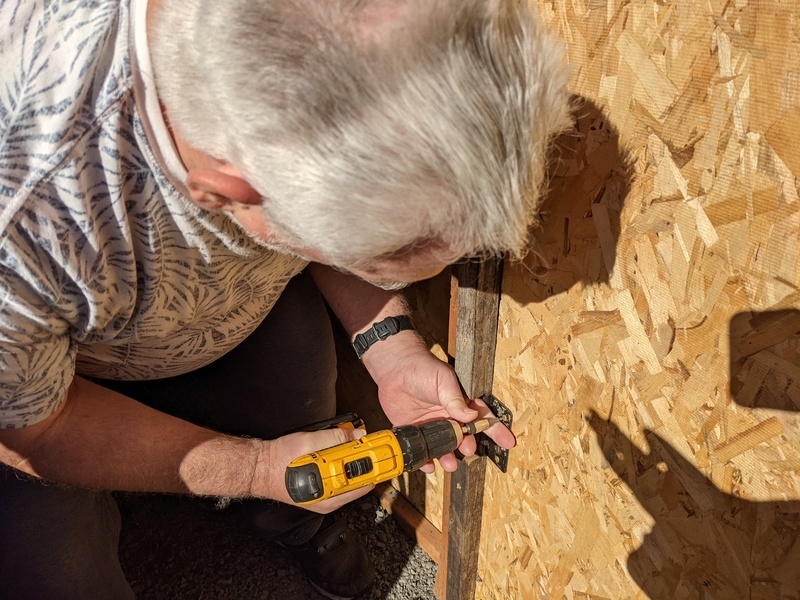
[0,271,338,600]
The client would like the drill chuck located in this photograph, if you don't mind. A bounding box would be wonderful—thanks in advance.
[393,420,462,472]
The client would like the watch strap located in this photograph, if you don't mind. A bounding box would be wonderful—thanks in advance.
[352,315,414,359]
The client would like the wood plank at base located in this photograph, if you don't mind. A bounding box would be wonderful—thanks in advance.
[373,483,442,565]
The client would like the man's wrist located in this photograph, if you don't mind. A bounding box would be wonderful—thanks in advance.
[247,438,270,499]
[352,315,415,359]
[247,438,294,503]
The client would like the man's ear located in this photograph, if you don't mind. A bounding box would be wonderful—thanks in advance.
[185,164,261,212]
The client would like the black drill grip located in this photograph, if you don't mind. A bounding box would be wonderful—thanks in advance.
[417,420,461,460]
[393,420,460,472]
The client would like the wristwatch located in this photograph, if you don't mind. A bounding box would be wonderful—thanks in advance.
[352,315,414,359]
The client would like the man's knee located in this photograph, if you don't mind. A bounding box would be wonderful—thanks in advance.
[209,270,339,436]
[253,270,338,404]
[0,466,134,600]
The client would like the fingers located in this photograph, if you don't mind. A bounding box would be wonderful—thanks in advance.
[420,461,436,474]
[308,424,365,451]
[428,393,517,466]
[281,428,374,513]
[467,398,516,450]
[438,453,460,472]
[457,433,477,457]
[308,484,375,515]
[312,428,372,511]
[440,395,479,422]
[419,455,459,473]
[437,371,479,422]
[470,419,515,450]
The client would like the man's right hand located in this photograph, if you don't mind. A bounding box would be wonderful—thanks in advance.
[260,427,374,514]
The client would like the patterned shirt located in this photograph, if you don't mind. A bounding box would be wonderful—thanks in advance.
[0,0,306,428]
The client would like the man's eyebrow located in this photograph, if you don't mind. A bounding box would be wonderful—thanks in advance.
[365,279,411,291]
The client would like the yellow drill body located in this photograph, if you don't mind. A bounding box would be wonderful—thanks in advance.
[286,429,406,503]
[285,418,498,504]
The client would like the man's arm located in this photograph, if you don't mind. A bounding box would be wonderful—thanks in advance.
[305,263,414,342]
[308,263,519,473]
[1,376,261,496]
[0,376,367,511]
[306,263,438,385]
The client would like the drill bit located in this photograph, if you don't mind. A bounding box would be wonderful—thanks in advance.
[461,417,500,435]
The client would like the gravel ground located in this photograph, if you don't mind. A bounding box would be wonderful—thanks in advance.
[117,492,437,599]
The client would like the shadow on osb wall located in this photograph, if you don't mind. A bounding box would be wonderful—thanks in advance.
[587,402,800,598]
[729,309,800,411]
[502,95,632,304]
[587,309,800,598]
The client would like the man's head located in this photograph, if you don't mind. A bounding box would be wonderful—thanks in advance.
[149,0,572,283]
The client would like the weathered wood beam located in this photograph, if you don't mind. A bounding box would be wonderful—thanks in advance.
[434,258,504,600]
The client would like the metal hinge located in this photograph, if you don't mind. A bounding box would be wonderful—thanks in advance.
[476,393,513,473]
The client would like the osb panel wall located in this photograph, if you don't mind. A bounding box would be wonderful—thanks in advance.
[477,1,800,598]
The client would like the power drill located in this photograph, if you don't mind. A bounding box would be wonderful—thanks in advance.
[285,417,499,504]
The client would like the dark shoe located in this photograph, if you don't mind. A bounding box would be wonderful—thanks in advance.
[280,514,375,599]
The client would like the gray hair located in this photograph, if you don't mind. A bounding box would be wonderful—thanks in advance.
[150,0,572,268]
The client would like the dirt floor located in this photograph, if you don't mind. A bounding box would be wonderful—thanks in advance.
[117,491,437,599]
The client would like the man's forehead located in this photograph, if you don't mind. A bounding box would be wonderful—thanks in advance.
[349,255,447,287]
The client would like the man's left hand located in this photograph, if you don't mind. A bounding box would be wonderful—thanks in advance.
[362,334,515,472]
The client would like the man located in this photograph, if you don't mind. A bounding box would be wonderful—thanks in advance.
[0,0,571,598]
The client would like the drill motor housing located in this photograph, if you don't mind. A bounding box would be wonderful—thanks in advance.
[285,420,464,504]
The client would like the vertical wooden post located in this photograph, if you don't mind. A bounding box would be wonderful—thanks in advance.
[434,258,504,599]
